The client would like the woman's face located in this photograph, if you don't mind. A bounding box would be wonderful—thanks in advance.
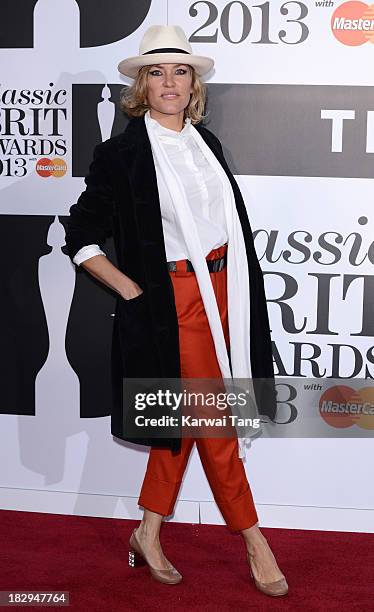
[146,63,193,117]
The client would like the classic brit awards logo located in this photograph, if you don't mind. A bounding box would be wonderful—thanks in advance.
[0,82,67,178]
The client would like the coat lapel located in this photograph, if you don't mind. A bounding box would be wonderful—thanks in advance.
[117,117,170,283]
[117,117,178,344]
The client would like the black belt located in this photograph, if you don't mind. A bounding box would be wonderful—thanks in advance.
[167,251,227,273]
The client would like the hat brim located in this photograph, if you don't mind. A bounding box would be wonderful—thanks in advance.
[117,53,214,79]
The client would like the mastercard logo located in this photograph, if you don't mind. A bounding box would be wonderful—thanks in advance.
[331,1,374,45]
[319,385,374,429]
[36,157,67,178]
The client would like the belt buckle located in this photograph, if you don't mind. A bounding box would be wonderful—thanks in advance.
[211,256,224,272]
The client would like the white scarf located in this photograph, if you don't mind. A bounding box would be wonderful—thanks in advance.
[145,110,259,459]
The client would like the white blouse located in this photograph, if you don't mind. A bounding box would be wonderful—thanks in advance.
[72,114,228,265]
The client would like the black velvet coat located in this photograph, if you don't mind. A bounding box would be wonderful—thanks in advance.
[65,115,276,452]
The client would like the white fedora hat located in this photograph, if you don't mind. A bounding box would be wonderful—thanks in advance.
[118,25,214,79]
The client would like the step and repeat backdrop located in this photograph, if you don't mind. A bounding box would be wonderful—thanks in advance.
[1,0,373,529]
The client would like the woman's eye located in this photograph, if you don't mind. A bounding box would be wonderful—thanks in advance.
[149,68,188,76]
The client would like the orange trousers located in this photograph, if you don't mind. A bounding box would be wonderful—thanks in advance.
[137,243,258,531]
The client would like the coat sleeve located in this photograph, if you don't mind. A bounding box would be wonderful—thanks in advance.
[64,143,115,264]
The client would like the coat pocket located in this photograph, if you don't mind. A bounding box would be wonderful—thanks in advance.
[117,292,151,351]
[121,291,145,305]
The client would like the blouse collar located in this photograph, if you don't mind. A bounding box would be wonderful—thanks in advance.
[145,110,192,142]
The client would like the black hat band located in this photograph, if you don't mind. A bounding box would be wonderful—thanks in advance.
[143,47,190,55]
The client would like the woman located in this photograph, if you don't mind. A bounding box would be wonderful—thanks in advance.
[65,25,288,596]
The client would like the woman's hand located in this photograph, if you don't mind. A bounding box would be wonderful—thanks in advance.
[79,254,143,300]
[120,282,144,301]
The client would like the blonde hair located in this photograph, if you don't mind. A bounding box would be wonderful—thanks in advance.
[119,64,208,125]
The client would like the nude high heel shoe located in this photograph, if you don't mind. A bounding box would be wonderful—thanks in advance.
[247,551,288,597]
[128,528,182,585]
